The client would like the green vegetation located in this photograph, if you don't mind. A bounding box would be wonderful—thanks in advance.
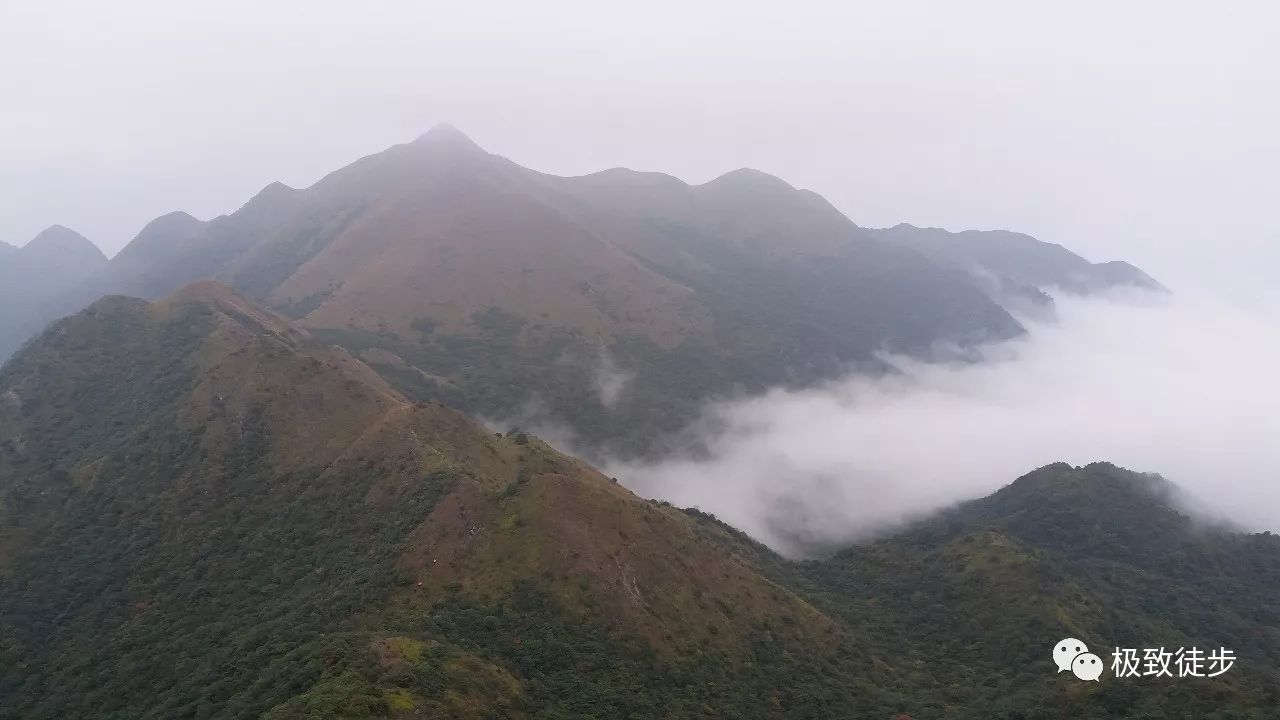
[0,289,884,718]
[800,463,1280,719]
[1,289,1276,719]
[0,295,459,719]
[261,585,889,720]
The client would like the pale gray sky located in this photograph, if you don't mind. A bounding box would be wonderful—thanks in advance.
[2,0,1277,290]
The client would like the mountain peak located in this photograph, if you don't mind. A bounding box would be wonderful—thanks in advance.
[983,461,1179,511]
[702,167,796,192]
[162,279,307,342]
[111,211,208,265]
[937,462,1198,558]
[412,122,485,152]
[142,210,203,233]
[250,180,297,202]
[1091,260,1169,292]
[237,180,301,218]
[22,225,106,262]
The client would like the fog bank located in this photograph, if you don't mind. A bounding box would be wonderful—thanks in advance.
[607,289,1280,555]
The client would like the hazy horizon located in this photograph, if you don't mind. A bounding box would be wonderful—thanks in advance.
[3,1,1278,295]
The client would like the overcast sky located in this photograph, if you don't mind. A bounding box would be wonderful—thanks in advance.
[2,0,1276,291]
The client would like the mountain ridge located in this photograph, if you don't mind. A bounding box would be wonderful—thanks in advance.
[4,128,1036,456]
[867,223,1167,314]
[0,282,869,719]
[4,128,1164,460]
[1,287,1275,717]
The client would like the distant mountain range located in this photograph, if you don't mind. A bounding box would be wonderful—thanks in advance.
[0,126,1164,457]
[868,223,1166,316]
[1,285,1273,719]
[0,225,107,362]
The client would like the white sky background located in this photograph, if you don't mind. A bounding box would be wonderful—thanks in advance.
[1,0,1277,293]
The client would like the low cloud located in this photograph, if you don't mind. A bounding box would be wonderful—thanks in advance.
[593,349,633,408]
[607,288,1280,556]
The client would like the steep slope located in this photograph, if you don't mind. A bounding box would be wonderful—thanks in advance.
[79,126,705,347]
[806,462,1280,719]
[0,282,875,720]
[23,127,1031,455]
[868,224,1166,314]
[0,241,15,260]
[0,226,107,360]
[549,162,1024,356]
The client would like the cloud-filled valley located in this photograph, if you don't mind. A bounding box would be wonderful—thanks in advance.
[608,287,1280,555]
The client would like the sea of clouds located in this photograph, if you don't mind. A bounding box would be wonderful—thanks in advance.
[607,286,1280,556]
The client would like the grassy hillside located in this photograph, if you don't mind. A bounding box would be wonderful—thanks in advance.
[0,283,880,720]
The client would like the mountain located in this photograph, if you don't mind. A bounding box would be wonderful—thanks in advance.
[0,282,873,720]
[14,127,1037,456]
[1,287,1275,718]
[805,462,1280,718]
[0,225,107,360]
[867,224,1166,314]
